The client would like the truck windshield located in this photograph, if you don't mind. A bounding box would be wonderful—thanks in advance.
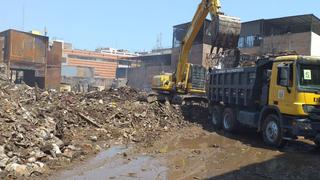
[299,64,320,90]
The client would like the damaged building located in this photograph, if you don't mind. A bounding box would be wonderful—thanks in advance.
[239,14,320,56]
[127,19,218,89]
[0,29,62,90]
[61,45,138,91]
[127,48,172,90]
[127,14,320,90]
[171,19,214,69]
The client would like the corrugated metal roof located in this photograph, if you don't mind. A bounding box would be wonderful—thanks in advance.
[242,14,320,36]
[265,14,319,26]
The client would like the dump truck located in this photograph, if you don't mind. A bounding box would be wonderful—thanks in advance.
[151,0,241,103]
[207,55,320,147]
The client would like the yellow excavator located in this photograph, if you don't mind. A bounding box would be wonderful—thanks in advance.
[151,0,241,103]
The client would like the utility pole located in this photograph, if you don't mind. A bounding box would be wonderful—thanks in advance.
[22,0,25,31]
[155,33,163,50]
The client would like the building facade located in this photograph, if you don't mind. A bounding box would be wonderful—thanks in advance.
[126,14,320,90]
[127,48,172,89]
[239,14,320,56]
[0,29,62,89]
[61,45,137,91]
[171,20,214,69]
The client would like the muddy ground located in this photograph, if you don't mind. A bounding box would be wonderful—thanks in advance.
[47,104,320,180]
[0,74,319,180]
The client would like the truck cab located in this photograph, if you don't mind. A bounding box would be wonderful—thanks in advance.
[269,56,320,117]
[267,56,320,145]
[207,55,320,147]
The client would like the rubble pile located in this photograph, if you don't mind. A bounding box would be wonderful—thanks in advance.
[0,78,191,177]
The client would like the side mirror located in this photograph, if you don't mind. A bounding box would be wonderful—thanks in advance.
[278,67,290,86]
[277,63,293,93]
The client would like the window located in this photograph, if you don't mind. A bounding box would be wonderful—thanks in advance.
[238,35,262,48]
[246,36,255,48]
[299,64,320,90]
[238,37,245,48]
[277,63,293,87]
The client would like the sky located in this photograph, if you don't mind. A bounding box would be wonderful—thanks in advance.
[0,0,319,52]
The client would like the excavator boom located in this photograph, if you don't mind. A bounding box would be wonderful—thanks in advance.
[151,0,241,101]
[176,0,241,90]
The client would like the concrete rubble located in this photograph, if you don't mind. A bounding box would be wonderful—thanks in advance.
[0,73,192,178]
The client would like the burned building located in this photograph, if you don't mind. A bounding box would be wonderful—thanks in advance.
[0,29,62,89]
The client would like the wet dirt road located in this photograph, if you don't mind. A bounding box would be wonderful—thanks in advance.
[49,125,320,180]
[50,146,167,180]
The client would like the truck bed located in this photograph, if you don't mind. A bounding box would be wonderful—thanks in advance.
[207,60,272,107]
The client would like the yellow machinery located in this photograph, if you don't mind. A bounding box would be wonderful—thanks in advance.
[60,83,72,92]
[268,56,320,116]
[152,0,241,102]
[208,55,320,147]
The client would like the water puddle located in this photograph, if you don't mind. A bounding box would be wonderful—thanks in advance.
[50,146,167,180]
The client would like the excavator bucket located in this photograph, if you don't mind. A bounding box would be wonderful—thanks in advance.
[211,15,241,50]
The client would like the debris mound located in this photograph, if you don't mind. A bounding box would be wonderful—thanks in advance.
[0,77,191,177]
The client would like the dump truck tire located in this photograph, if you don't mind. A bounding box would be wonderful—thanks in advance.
[212,105,223,129]
[262,114,287,148]
[222,108,238,132]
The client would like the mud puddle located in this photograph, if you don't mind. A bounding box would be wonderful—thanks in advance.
[49,126,320,180]
[155,127,320,180]
[50,146,167,180]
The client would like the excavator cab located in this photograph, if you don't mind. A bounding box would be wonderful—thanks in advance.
[181,15,241,94]
[187,64,207,94]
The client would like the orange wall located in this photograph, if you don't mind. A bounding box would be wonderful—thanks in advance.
[64,49,129,60]
[67,58,117,79]
[64,49,136,79]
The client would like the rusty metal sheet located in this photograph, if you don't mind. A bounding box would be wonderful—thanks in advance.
[46,67,61,90]
[34,37,47,63]
[47,41,62,66]
[5,30,48,64]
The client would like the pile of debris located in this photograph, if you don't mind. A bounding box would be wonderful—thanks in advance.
[0,77,192,177]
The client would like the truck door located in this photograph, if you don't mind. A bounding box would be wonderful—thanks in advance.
[269,61,296,115]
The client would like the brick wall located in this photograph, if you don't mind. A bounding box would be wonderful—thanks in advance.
[240,32,313,56]
[171,44,213,69]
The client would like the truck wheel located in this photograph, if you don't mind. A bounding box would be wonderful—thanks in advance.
[212,105,222,129]
[222,108,238,132]
[262,114,287,148]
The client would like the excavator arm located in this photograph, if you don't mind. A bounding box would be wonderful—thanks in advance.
[151,0,240,98]
[176,0,240,90]
[176,0,221,88]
